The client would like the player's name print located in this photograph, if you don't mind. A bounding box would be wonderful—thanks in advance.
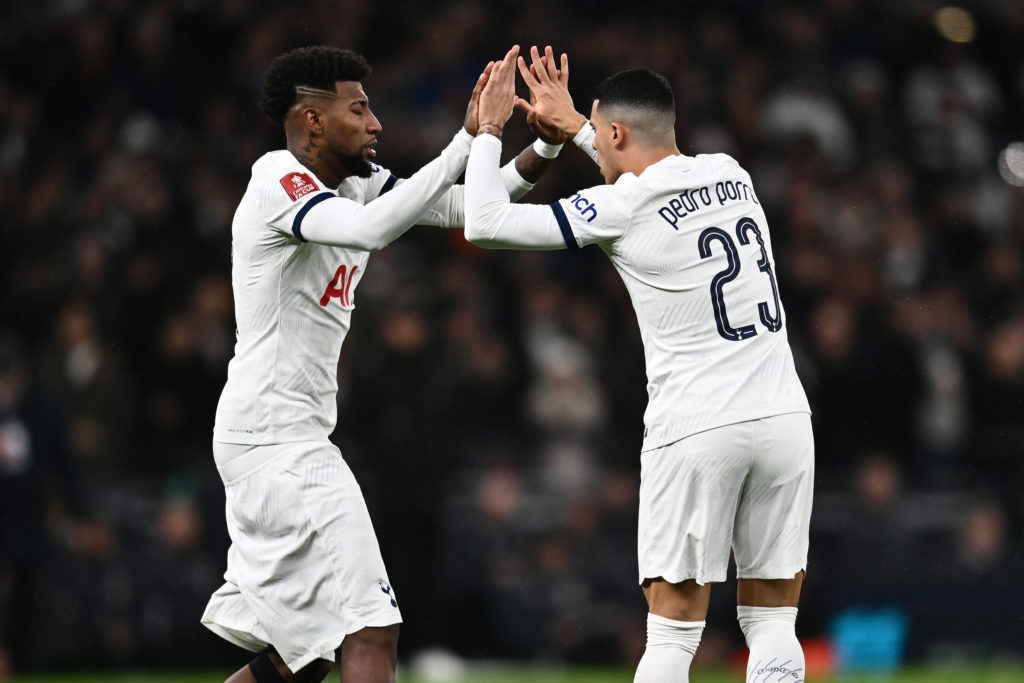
[657,179,760,230]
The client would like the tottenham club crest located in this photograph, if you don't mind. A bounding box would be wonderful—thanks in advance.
[379,581,398,608]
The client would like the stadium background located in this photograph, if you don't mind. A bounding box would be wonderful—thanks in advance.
[1,0,1023,679]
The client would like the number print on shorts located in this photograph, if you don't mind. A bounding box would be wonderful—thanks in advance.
[698,217,782,341]
[320,265,359,308]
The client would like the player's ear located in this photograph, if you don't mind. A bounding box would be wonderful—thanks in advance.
[610,121,628,150]
[302,106,325,135]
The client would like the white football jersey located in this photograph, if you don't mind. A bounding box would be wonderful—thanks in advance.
[551,153,810,451]
[215,128,541,446]
[213,151,391,444]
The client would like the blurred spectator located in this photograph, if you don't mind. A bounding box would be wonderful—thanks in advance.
[814,452,925,610]
[129,479,227,667]
[803,297,923,474]
[971,313,1024,522]
[914,501,1024,660]
[0,333,88,674]
[904,43,1004,174]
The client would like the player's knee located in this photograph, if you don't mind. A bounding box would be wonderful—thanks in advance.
[245,648,332,683]
[642,577,711,622]
[298,658,333,683]
[344,624,400,654]
[736,573,803,607]
[366,623,400,645]
[247,649,290,683]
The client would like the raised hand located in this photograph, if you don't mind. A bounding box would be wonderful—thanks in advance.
[515,45,586,140]
[477,45,521,139]
[464,61,496,136]
[520,79,567,144]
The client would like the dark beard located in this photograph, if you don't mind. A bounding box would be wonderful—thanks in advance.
[341,152,373,178]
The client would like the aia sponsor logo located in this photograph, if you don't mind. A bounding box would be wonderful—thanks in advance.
[280,171,319,201]
[320,265,358,308]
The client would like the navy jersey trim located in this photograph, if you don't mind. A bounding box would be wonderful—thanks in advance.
[379,174,399,197]
[549,201,579,250]
[292,191,335,242]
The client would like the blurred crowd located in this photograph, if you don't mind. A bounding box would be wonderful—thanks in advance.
[1,0,1023,676]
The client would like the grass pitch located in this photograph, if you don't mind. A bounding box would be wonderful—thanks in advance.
[8,665,1024,682]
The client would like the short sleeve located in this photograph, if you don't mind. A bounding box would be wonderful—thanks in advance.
[255,166,337,242]
[251,128,471,250]
[549,183,632,248]
[255,158,401,242]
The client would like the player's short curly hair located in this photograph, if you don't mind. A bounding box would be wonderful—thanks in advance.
[259,46,372,124]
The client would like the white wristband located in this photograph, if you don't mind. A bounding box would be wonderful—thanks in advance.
[573,121,594,147]
[532,138,564,159]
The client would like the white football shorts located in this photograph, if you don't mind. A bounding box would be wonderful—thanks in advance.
[638,412,814,585]
[202,440,401,673]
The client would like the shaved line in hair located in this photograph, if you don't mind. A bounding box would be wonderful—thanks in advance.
[295,85,339,99]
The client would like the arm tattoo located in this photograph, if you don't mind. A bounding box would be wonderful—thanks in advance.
[478,122,503,138]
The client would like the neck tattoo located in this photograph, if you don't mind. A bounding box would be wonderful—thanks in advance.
[296,133,321,168]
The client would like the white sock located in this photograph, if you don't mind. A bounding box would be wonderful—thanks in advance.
[633,613,704,683]
[737,606,804,683]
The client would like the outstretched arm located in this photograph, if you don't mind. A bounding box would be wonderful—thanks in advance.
[414,46,566,227]
[464,46,569,250]
[464,136,569,249]
[294,55,509,249]
[297,129,473,250]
